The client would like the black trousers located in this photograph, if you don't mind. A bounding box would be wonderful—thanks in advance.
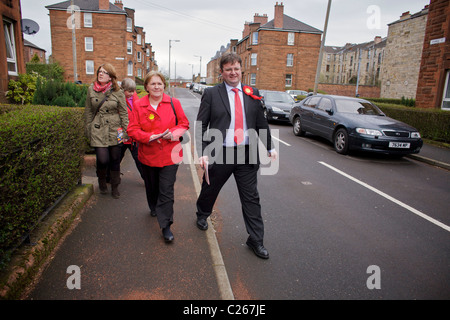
[196,146,264,244]
[142,163,179,229]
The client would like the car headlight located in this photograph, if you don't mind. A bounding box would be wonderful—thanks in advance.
[411,132,421,138]
[271,107,283,112]
[356,128,383,136]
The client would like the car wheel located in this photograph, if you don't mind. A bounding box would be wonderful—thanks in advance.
[293,117,305,136]
[264,109,271,122]
[334,128,349,155]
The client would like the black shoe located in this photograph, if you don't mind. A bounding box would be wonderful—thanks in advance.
[246,240,269,259]
[162,227,174,242]
[196,218,208,230]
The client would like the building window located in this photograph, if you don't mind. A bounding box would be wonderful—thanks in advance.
[127,61,133,76]
[127,18,132,32]
[288,32,295,45]
[3,19,18,75]
[250,73,256,86]
[86,60,94,74]
[252,32,258,45]
[287,54,294,67]
[84,13,92,27]
[85,37,93,51]
[251,53,257,66]
[137,51,142,62]
[137,34,141,45]
[127,41,132,54]
[442,70,450,110]
[146,48,150,56]
[285,74,292,87]
[137,68,142,78]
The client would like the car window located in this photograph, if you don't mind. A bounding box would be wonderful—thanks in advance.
[265,92,294,103]
[317,98,332,112]
[335,100,383,115]
[303,96,321,108]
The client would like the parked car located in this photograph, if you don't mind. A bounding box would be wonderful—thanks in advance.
[289,94,423,155]
[286,89,308,101]
[260,90,296,122]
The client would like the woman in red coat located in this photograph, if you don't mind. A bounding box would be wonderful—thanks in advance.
[127,71,189,243]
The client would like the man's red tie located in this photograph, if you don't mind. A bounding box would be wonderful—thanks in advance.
[232,88,244,145]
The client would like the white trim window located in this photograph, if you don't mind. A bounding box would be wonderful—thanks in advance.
[252,32,259,45]
[146,48,150,57]
[250,73,256,86]
[84,13,92,28]
[442,70,450,110]
[251,53,257,66]
[287,53,294,67]
[288,32,295,45]
[127,61,133,76]
[137,34,141,45]
[86,60,94,74]
[137,68,142,78]
[85,37,93,51]
[127,18,132,32]
[127,41,132,54]
[285,74,293,87]
[137,51,142,62]
[3,19,18,75]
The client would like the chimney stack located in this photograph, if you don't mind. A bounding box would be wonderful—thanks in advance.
[99,0,109,10]
[374,36,382,44]
[400,11,411,20]
[254,13,268,25]
[274,2,284,29]
[114,0,123,9]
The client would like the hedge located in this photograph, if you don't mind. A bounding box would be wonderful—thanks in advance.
[0,104,86,269]
[375,103,450,143]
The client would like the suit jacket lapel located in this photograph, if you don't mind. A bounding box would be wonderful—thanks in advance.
[218,83,231,116]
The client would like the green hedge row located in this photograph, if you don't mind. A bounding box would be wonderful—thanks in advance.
[376,103,450,143]
[0,105,86,269]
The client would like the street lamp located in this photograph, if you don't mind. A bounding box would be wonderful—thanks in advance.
[169,39,180,91]
[188,63,194,82]
[194,55,202,81]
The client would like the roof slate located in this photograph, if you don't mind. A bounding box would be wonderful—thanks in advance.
[261,14,322,34]
[46,0,125,13]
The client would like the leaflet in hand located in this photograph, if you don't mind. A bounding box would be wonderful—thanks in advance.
[149,129,170,142]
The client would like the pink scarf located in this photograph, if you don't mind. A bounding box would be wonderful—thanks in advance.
[93,81,112,93]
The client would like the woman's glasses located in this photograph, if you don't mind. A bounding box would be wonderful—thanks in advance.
[98,70,109,75]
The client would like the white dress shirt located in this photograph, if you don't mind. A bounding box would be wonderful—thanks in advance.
[224,82,248,147]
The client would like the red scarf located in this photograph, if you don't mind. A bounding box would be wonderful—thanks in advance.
[93,81,112,93]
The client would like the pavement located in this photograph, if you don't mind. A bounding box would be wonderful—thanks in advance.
[1,140,449,301]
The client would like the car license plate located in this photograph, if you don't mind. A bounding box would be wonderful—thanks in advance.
[389,142,410,148]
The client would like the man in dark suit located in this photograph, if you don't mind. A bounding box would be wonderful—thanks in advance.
[195,53,277,259]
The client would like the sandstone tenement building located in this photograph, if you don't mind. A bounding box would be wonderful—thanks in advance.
[380,6,429,100]
[46,0,157,85]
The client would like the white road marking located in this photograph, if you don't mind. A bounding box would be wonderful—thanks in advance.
[319,161,450,232]
[272,136,291,146]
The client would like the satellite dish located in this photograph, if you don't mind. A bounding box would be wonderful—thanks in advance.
[21,19,40,35]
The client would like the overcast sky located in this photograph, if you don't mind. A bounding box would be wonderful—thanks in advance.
[21,0,430,79]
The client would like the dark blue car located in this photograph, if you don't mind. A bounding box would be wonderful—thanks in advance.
[289,95,423,155]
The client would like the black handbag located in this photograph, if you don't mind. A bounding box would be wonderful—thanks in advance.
[170,97,189,143]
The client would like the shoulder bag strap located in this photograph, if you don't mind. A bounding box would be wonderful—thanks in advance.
[170,97,178,125]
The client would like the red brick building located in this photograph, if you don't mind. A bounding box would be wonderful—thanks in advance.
[46,0,157,84]
[222,2,322,91]
[416,0,450,109]
[23,39,46,63]
[1,0,26,102]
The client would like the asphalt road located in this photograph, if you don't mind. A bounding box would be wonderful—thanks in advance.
[179,87,450,300]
